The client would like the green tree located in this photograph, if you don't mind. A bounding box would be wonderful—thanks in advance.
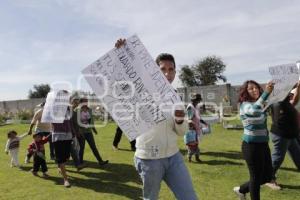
[28,84,50,99]
[179,56,227,86]
[179,65,201,87]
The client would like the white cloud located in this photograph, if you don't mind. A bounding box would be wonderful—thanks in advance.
[1,0,300,100]
[65,0,300,69]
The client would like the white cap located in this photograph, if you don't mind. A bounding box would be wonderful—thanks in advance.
[174,103,185,111]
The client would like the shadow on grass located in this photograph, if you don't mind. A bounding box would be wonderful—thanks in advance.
[37,175,62,184]
[46,175,142,199]
[19,166,33,171]
[69,161,141,184]
[47,162,143,199]
[199,160,243,166]
[180,149,243,166]
[201,151,243,160]
[280,167,300,173]
[116,148,135,152]
[280,184,300,190]
[179,149,243,160]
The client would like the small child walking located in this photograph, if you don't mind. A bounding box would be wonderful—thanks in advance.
[28,132,50,177]
[5,130,28,168]
[184,123,201,162]
[185,93,206,162]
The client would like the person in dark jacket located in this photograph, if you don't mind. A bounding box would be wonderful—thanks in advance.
[266,82,300,190]
[70,96,85,171]
[75,97,108,166]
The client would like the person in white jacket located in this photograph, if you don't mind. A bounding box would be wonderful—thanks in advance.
[115,39,197,200]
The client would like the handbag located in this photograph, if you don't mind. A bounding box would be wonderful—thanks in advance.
[201,123,211,135]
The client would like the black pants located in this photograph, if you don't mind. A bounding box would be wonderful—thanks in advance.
[33,155,47,173]
[239,141,273,200]
[79,132,103,164]
[53,140,72,165]
[113,126,136,151]
[70,137,80,167]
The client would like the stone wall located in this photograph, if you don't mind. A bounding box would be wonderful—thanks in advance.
[1,83,252,114]
[177,83,237,110]
[0,98,45,114]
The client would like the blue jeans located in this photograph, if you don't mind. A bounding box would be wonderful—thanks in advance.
[134,152,198,200]
[271,133,300,179]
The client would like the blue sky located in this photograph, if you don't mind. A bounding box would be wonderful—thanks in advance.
[1,0,300,100]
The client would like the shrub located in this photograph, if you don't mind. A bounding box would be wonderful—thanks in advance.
[0,113,5,124]
[15,109,34,120]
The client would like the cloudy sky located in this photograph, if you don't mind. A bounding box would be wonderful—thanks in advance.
[1,0,300,100]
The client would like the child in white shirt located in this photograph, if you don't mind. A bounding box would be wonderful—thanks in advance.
[5,130,28,168]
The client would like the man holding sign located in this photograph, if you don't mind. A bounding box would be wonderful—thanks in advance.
[262,63,300,190]
[266,81,300,190]
[82,35,186,140]
[82,36,197,200]
[115,39,197,200]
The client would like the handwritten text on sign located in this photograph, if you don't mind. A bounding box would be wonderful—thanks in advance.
[82,35,182,140]
[41,91,70,123]
[267,63,299,107]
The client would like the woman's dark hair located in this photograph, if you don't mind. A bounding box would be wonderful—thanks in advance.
[238,80,263,103]
[155,53,176,68]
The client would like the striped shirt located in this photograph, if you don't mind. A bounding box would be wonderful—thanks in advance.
[240,92,270,143]
[8,139,20,150]
[5,133,28,152]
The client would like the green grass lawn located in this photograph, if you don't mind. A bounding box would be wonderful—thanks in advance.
[0,122,300,200]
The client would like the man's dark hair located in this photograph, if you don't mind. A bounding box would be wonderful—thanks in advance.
[155,53,176,68]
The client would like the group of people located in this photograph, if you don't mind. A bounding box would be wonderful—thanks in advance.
[184,93,208,163]
[4,38,300,200]
[234,80,300,200]
[5,94,109,187]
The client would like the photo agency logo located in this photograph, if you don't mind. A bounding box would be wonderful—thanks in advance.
[44,77,241,129]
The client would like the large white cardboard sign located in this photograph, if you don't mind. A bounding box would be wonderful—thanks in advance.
[82,35,182,140]
[267,63,299,107]
[41,91,70,123]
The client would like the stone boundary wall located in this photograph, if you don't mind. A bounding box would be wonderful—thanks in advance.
[0,98,45,114]
[1,83,268,114]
